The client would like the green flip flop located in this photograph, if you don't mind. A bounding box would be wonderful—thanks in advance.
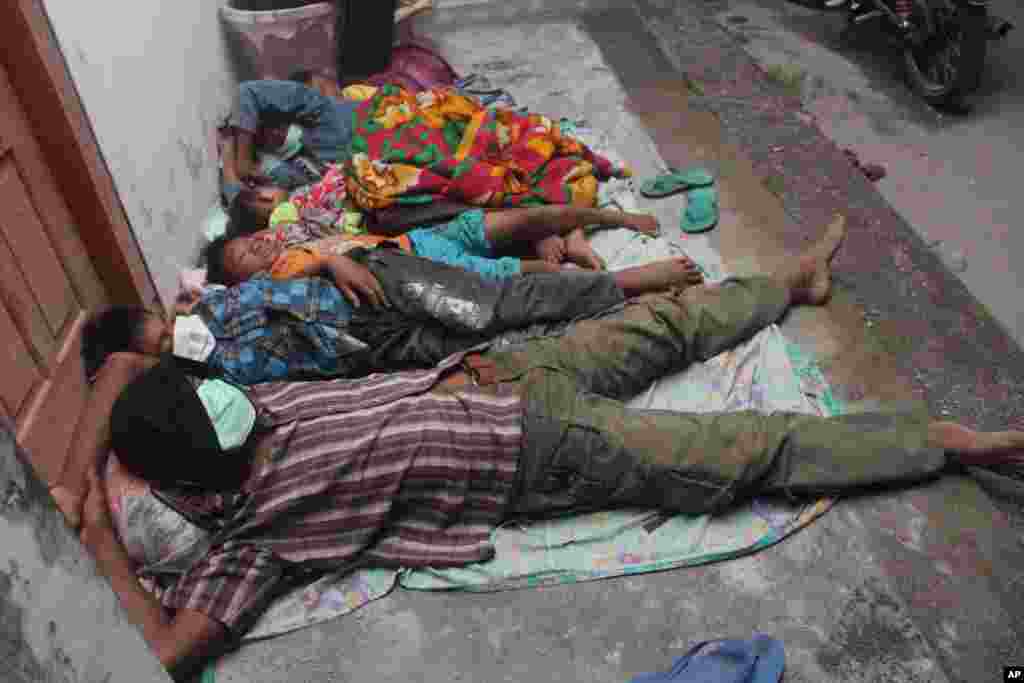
[639,166,715,198]
[680,185,719,233]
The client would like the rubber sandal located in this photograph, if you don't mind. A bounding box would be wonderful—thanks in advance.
[639,167,715,198]
[680,186,719,233]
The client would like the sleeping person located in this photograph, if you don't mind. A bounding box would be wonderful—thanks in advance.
[225,79,359,195]
[221,136,657,278]
[82,247,704,386]
[57,217,1024,680]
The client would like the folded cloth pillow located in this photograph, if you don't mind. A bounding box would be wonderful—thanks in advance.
[104,457,210,572]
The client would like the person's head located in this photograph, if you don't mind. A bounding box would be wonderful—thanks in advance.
[110,359,255,491]
[81,306,172,377]
[203,233,283,286]
[229,185,290,233]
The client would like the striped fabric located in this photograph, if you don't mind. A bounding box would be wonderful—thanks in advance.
[159,355,522,633]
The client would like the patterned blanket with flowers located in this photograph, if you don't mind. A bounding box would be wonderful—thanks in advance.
[343,85,630,211]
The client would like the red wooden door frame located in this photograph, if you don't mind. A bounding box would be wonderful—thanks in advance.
[1,0,157,308]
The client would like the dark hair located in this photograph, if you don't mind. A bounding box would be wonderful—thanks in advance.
[81,306,149,378]
[227,191,270,238]
[288,69,315,86]
[202,234,235,286]
[111,358,252,491]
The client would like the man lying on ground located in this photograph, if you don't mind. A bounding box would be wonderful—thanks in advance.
[56,215,1024,679]
[81,246,704,385]
[221,137,645,276]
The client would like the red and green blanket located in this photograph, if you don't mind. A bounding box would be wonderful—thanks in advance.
[344,85,630,211]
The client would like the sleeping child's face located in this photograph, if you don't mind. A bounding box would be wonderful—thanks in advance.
[223,234,286,283]
[241,186,291,225]
[136,311,173,355]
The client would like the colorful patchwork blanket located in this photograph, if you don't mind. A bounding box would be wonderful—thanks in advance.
[344,85,630,211]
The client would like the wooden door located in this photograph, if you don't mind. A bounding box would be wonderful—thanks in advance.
[0,60,110,484]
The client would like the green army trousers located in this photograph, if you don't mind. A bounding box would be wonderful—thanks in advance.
[475,277,947,517]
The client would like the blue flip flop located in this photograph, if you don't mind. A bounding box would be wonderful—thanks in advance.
[680,185,719,233]
[630,635,785,683]
[640,167,715,198]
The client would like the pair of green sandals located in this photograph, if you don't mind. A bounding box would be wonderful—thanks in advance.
[639,167,718,233]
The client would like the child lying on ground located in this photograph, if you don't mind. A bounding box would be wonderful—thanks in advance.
[82,248,704,386]
[221,136,658,281]
[208,201,663,286]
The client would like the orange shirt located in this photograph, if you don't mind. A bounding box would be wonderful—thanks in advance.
[269,233,414,280]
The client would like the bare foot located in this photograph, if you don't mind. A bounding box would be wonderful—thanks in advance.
[929,421,1024,467]
[535,235,566,264]
[614,256,704,296]
[623,213,660,236]
[782,214,847,305]
[564,228,606,270]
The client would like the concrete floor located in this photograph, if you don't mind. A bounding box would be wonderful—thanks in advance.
[708,0,1024,346]
[206,2,1024,681]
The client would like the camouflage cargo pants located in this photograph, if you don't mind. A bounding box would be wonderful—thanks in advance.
[475,277,946,517]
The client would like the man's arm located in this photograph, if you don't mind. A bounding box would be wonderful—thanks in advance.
[52,352,158,528]
[79,468,227,679]
[220,133,259,199]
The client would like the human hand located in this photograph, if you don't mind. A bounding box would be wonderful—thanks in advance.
[325,255,389,309]
[49,484,84,531]
[173,289,201,316]
[79,466,114,543]
[535,235,567,264]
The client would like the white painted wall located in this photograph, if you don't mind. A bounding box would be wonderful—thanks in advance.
[41,0,238,304]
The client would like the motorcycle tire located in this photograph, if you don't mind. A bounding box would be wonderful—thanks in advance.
[903,2,988,108]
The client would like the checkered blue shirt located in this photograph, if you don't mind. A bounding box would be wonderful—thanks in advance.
[194,275,366,385]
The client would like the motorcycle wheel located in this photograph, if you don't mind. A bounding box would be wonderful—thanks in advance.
[903,1,988,107]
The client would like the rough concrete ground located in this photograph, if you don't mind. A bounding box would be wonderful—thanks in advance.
[206,2,1024,681]
[705,0,1024,347]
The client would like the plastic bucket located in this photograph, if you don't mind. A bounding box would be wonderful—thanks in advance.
[221,2,339,81]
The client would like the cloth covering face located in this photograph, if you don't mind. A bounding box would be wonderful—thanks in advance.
[195,379,257,452]
[173,314,217,363]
